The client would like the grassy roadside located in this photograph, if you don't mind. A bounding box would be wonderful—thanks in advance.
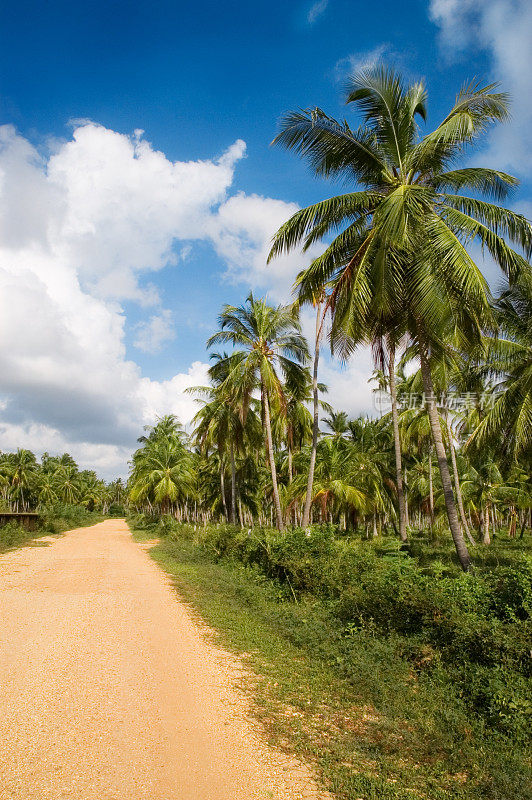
[133,525,531,800]
[0,506,106,554]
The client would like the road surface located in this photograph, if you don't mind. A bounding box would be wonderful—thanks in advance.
[0,519,327,800]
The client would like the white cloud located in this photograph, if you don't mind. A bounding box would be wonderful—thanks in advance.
[133,309,175,354]
[46,124,247,302]
[0,119,372,479]
[319,349,376,419]
[429,0,532,172]
[0,123,247,477]
[212,192,321,301]
[307,0,329,25]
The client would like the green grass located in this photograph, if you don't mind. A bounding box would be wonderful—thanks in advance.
[0,506,105,554]
[134,525,531,800]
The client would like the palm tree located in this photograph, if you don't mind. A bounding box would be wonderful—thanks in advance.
[191,353,260,525]
[468,279,532,462]
[370,334,409,541]
[54,465,81,505]
[321,410,350,439]
[461,457,511,544]
[137,414,184,445]
[36,473,58,507]
[387,339,408,541]
[130,436,195,515]
[269,65,532,570]
[7,449,38,510]
[207,294,309,530]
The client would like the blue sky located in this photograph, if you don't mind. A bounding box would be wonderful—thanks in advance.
[0,0,530,476]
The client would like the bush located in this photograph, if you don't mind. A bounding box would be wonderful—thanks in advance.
[172,522,532,742]
[0,520,32,550]
[108,503,126,516]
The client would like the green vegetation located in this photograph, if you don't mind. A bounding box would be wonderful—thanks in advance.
[0,504,105,553]
[132,519,531,800]
[0,449,126,514]
[0,449,125,551]
[1,63,528,798]
[128,67,531,569]
[126,65,532,799]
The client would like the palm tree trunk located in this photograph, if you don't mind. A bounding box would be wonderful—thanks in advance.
[417,331,471,571]
[220,464,228,521]
[428,445,434,529]
[302,301,324,529]
[388,342,407,542]
[263,388,284,531]
[481,505,491,544]
[404,467,410,527]
[229,441,237,525]
[287,447,293,483]
[445,414,475,545]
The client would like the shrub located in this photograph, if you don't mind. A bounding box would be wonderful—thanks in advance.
[0,521,31,550]
[171,521,531,741]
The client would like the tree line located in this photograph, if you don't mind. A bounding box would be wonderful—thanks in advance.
[128,66,532,571]
[0,449,125,514]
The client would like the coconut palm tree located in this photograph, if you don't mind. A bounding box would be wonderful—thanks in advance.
[207,293,309,530]
[321,410,350,439]
[268,65,532,570]
[130,427,195,514]
[7,449,38,510]
[191,353,261,524]
[36,473,58,507]
[54,465,81,505]
[468,279,532,462]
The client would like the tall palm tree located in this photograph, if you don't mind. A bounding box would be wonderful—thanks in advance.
[269,65,532,570]
[36,472,58,507]
[191,354,260,525]
[294,291,329,528]
[207,293,309,530]
[387,339,408,541]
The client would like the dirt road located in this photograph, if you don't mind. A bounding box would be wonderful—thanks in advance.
[0,520,327,800]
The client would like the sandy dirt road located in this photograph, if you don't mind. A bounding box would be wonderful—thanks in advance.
[0,519,328,800]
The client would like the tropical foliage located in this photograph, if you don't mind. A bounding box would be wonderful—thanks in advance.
[0,449,125,514]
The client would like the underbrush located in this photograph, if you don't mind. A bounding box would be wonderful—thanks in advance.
[0,504,105,552]
[134,516,532,800]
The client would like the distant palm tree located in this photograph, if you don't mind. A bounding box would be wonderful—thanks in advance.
[191,353,260,524]
[207,293,309,530]
[137,415,184,445]
[269,65,532,569]
[37,473,58,507]
[7,449,38,510]
[468,280,532,462]
[54,465,80,505]
[130,436,195,514]
[321,410,349,439]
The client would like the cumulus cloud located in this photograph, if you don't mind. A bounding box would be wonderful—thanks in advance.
[0,121,321,477]
[0,118,376,478]
[429,0,532,171]
[320,351,377,419]
[211,192,321,301]
[0,123,248,477]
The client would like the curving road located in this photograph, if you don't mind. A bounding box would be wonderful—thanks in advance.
[0,519,327,800]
